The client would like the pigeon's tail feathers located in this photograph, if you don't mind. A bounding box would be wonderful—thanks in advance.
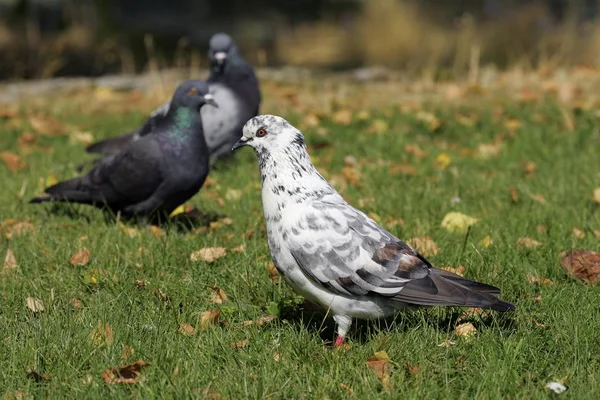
[394,269,514,312]
[29,178,101,205]
[44,178,81,196]
[86,132,135,156]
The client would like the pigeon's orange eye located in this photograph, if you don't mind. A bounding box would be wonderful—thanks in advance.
[188,88,198,95]
[256,128,267,137]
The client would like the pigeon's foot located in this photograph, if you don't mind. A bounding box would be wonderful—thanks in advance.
[333,336,345,349]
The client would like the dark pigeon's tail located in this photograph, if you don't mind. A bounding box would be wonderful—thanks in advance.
[86,131,136,156]
[29,177,99,205]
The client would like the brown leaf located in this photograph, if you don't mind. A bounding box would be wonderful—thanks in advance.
[342,166,362,187]
[516,237,542,249]
[405,362,420,376]
[90,321,114,346]
[366,351,391,393]
[26,297,45,313]
[523,161,537,177]
[178,323,197,336]
[69,248,91,267]
[440,265,465,276]
[537,224,548,233]
[241,314,277,327]
[230,244,246,253]
[527,275,554,286]
[152,288,169,302]
[267,261,280,284]
[457,308,487,322]
[389,164,417,176]
[593,187,600,204]
[28,114,69,136]
[69,131,94,145]
[190,247,227,263]
[209,287,228,304]
[509,187,519,203]
[405,144,427,159]
[101,360,150,384]
[560,250,600,284]
[231,339,249,349]
[134,279,149,288]
[2,220,35,239]
[26,369,50,382]
[530,193,547,204]
[149,225,164,237]
[200,309,221,329]
[71,298,82,308]
[121,345,135,361]
[339,383,353,395]
[477,142,502,159]
[2,249,18,274]
[406,236,439,257]
[0,151,26,172]
[455,322,477,337]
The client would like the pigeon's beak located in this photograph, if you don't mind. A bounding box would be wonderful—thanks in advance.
[203,93,218,108]
[214,52,227,65]
[232,136,250,151]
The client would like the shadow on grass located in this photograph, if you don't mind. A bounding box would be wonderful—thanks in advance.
[277,299,518,346]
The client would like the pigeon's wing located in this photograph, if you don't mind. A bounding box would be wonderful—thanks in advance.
[287,199,513,311]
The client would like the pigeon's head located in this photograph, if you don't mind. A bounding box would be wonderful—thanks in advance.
[208,33,239,73]
[232,115,305,153]
[171,80,218,111]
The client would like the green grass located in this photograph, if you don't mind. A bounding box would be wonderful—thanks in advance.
[1,91,600,399]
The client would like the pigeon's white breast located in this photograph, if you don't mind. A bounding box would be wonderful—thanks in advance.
[202,83,242,151]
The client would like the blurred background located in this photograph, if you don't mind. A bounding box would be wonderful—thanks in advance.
[1,0,600,81]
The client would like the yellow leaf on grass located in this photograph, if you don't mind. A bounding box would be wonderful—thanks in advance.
[572,228,586,239]
[231,339,249,349]
[441,212,478,233]
[190,247,227,263]
[455,322,477,337]
[479,235,493,248]
[593,188,600,204]
[527,275,554,286]
[69,248,91,267]
[367,119,388,135]
[332,109,352,125]
[366,351,391,393]
[26,297,45,313]
[178,323,197,336]
[230,244,246,253]
[2,249,18,274]
[406,236,439,257]
[434,152,451,169]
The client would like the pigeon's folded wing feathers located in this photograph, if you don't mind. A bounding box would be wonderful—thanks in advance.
[288,200,510,310]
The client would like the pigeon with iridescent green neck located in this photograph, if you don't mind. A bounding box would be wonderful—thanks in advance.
[85,33,260,163]
[30,80,217,220]
[233,115,515,348]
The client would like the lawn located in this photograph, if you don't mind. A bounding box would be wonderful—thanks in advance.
[1,74,599,399]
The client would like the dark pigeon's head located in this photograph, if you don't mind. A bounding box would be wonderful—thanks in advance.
[208,33,239,74]
[170,80,218,111]
[232,115,305,154]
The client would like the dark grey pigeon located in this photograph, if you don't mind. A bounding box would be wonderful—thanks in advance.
[85,32,261,163]
[30,80,217,221]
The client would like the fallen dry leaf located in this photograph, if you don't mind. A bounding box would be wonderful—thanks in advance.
[517,237,542,249]
[479,235,493,248]
[134,279,149,288]
[28,114,69,136]
[26,297,45,313]
[560,250,600,284]
[149,225,164,237]
[178,323,197,336]
[89,321,114,346]
[593,188,600,204]
[416,111,442,131]
[406,236,439,257]
[339,383,353,395]
[457,308,487,322]
[1,220,35,239]
[332,109,352,125]
[69,248,91,267]
[69,131,94,145]
[523,161,537,177]
[434,152,451,169]
[231,339,250,349]
[209,287,228,304]
[477,142,502,159]
[572,228,586,239]
[389,163,417,176]
[267,261,280,284]
[527,275,554,286]
[440,265,465,276]
[530,193,547,204]
[152,288,169,302]
[190,247,227,263]
[200,309,221,329]
[342,165,362,187]
[71,298,82,308]
[405,144,427,159]
[366,351,391,393]
[405,362,420,376]
[367,119,388,135]
[441,212,478,233]
[455,322,477,337]
[230,244,246,253]
[509,187,519,203]
[1,151,27,172]
[101,360,150,384]
[2,249,18,274]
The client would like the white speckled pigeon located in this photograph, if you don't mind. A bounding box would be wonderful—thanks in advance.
[30,80,217,220]
[232,115,515,347]
[86,33,261,163]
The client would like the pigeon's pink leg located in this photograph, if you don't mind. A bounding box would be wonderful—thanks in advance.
[333,335,345,348]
